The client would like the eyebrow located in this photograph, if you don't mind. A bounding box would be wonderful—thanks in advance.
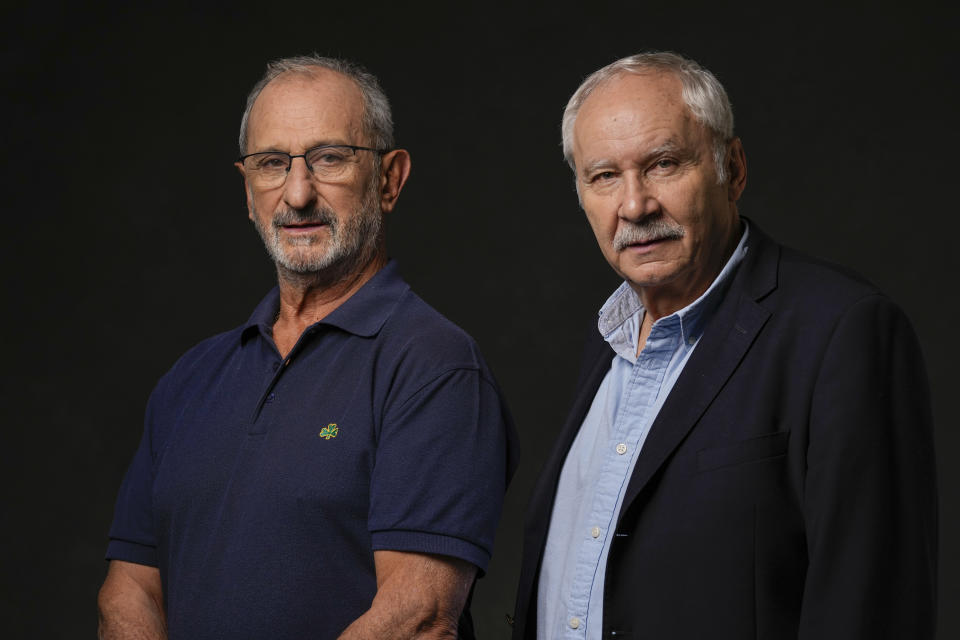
[249,139,354,154]
[579,139,684,178]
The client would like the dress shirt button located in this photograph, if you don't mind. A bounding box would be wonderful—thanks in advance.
[591,526,600,538]
[569,617,580,629]
[616,443,627,455]
[687,336,696,345]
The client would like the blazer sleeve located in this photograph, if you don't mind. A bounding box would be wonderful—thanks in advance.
[800,293,937,638]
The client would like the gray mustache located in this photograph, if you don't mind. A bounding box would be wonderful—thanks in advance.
[613,218,685,251]
[272,207,336,228]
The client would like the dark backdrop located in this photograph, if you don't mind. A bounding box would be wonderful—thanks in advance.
[3,2,957,637]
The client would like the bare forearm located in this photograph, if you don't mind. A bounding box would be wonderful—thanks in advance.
[337,551,474,640]
[337,596,459,640]
[98,561,167,640]
[98,612,166,640]
[98,592,167,640]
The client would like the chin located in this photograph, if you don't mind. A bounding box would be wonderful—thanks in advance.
[619,264,680,289]
[276,248,335,272]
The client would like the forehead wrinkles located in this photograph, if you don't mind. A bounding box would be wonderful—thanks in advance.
[573,72,703,166]
[248,71,366,150]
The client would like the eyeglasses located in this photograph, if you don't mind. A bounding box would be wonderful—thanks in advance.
[237,144,385,188]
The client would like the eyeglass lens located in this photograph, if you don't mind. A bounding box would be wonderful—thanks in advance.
[243,146,361,186]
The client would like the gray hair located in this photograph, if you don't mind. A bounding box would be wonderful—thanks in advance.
[561,51,734,183]
[238,54,394,155]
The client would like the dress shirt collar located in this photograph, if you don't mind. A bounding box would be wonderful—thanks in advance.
[597,221,751,363]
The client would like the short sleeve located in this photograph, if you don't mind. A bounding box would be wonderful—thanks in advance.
[105,385,165,567]
[367,367,515,572]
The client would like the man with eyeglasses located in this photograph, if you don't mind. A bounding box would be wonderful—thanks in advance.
[98,55,517,640]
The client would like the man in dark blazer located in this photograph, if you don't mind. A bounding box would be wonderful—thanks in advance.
[512,52,937,639]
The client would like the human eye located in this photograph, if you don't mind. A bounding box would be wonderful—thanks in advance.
[589,170,618,184]
[307,146,351,167]
[252,153,289,171]
[653,157,678,170]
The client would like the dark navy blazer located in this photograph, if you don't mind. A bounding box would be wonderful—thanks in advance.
[513,222,937,639]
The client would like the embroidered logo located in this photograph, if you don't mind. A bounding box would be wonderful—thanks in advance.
[318,424,339,440]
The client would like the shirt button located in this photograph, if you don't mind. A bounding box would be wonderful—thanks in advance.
[687,336,696,345]
[591,526,600,538]
[569,617,580,629]
[616,443,627,455]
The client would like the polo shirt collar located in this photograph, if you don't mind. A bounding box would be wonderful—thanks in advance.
[241,259,410,342]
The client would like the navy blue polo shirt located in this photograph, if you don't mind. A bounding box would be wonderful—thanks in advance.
[106,261,518,639]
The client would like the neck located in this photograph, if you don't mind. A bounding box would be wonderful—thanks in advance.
[636,218,742,324]
[271,249,386,357]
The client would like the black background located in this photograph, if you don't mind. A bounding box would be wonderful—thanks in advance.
[3,2,957,637]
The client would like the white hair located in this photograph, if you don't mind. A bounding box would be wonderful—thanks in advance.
[238,54,394,155]
[561,51,734,183]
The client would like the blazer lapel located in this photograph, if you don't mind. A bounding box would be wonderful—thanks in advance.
[619,225,780,514]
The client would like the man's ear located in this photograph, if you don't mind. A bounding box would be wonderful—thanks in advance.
[378,149,412,214]
[235,162,254,220]
[725,138,747,202]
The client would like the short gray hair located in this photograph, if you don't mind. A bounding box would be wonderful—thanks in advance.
[238,54,394,155]
[561,52,734,183]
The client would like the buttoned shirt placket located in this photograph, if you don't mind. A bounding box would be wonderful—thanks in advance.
[562,317,682,637]
[540,224,750,640]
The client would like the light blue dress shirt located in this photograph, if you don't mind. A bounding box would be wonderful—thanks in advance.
[537,224,750,640]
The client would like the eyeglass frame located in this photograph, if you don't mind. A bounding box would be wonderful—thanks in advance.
[236,144,389,185]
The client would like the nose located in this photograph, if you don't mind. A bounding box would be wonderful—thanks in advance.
[619,173,659,221]
[282,157,318,210]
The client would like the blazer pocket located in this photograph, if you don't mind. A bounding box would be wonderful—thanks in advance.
[696,430,790,473]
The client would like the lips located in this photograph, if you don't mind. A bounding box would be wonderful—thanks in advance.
[617,235,674,252]
[282,221,326,229]
[272,206,337,231]
[620,238,671,254]
[628,237,665,246]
